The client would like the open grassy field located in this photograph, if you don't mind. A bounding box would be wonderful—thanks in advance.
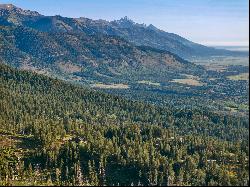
[137,80,161,86]
[170,78,205,86]
[227,73,249,81]
[170,74,205,86]
[91,83,130,89]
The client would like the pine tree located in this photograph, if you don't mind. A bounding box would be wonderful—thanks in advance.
[75,161,84,186]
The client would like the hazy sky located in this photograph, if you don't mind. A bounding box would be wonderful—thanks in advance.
[1,0,249,46]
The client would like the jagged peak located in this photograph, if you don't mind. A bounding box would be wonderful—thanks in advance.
[120,16,133,21]
[115,16,135,25]
[113,16,149,29]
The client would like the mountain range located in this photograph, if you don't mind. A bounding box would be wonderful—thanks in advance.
[0,4,207,83]
[1,4,247,59]
[0,4,247,88]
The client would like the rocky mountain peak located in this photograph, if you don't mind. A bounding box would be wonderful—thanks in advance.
[112,16,148,29]
[113,16,135,27]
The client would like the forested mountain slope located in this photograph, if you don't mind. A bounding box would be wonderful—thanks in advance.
[0,24,206,94]
[0,25,195,72]
[0,63,248,186]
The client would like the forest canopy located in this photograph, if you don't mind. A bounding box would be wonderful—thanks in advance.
[0,63,249,186]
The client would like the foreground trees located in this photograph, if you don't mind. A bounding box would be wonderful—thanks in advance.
[0,64,249,186]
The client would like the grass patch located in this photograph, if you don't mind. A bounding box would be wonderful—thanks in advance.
[227,73,249,81]
[91,83,130,89]
[170,79,205,86]
[137,80,161,86]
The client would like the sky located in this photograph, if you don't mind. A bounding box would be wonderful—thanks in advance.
[1,0,249,46]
